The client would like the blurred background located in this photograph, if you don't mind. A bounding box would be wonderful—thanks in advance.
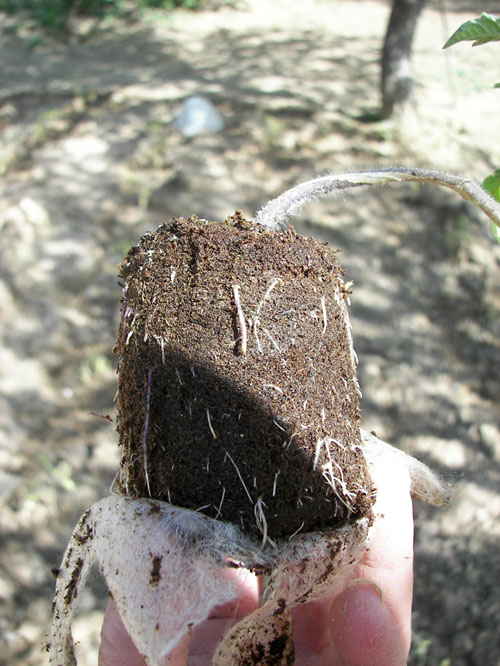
[0,1,499,664]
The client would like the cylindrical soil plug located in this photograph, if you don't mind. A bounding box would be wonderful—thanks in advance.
[115,213,374,542]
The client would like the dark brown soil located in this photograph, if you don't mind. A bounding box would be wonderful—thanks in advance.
[115,214,374,540]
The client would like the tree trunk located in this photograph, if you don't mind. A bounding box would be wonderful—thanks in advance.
[381,0,426,118]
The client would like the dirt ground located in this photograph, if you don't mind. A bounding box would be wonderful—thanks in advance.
[0,1,499,664]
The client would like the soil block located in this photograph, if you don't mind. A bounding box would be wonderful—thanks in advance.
[115,213,374,542]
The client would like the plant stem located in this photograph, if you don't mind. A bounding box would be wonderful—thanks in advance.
[255,167,500,232]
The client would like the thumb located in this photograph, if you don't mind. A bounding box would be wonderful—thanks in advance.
[329,581,407,666]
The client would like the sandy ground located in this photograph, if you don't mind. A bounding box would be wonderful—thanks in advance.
[1,1,499,664]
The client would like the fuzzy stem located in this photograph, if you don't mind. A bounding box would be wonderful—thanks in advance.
[254,167,500,232]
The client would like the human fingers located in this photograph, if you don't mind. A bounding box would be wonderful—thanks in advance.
[290,580,407,666]
[290,447,414,664]
[99,599,191,665]
[99,598,156,666]
[329,581,407,666]
[185,567,260,665]
[290,598,335,665]
[355,447,414,654]
[98,566,259,666]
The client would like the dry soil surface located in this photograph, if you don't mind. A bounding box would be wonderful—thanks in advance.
[1,1,499,665]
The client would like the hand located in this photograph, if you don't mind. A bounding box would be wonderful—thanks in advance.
[99,451,413,666]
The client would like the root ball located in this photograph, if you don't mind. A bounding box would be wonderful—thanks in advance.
[116,214,374,540]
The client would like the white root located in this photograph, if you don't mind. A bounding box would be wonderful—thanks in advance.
[224,451,253,504]
[313,438,324,471]
[287,521,305,541]
[257,278,282,314]
[272,470,281,496]
[320,295,328,336]
[253,318,263,353]
[253,498,271,548]
[206,409,218,439]
[142,368,153,498]
[262,327,280,351]
[264,384,284,394]
[253,278,282,354]
[214,486,226,519]
[232,285,247,355]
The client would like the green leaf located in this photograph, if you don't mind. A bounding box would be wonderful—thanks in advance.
[483,169,500,202]
[483,170,500,243]
[443,13,500,48]
[490,222,500,244]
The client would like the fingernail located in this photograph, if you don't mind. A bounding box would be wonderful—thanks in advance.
[330,581,407,666]
[345,578,385,602]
